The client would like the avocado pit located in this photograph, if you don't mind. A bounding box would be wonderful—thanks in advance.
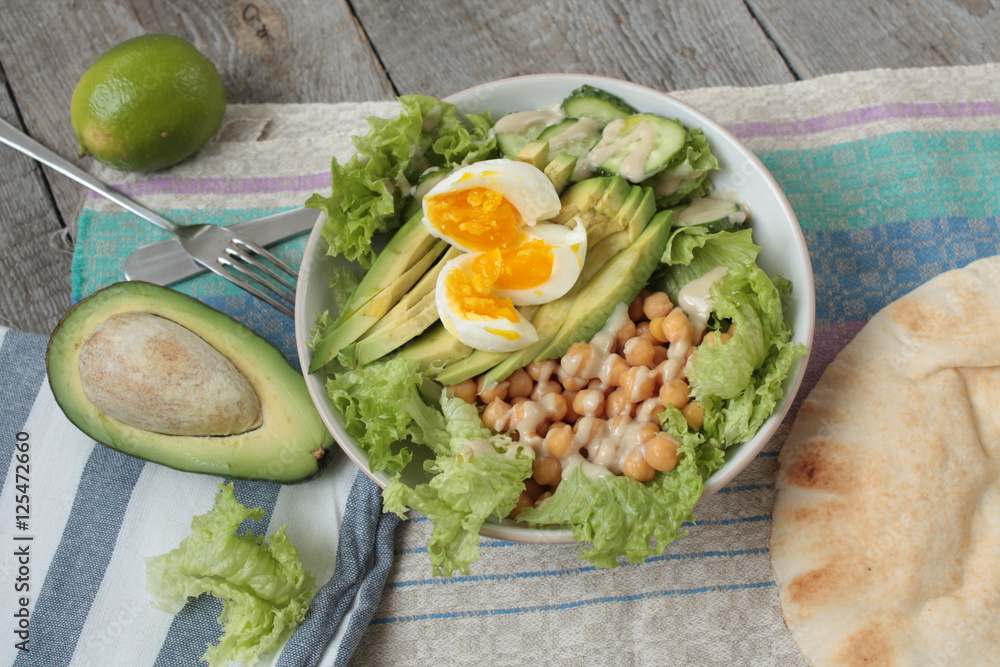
[78,312,262,436]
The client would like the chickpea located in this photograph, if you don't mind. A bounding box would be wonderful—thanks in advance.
[524,478,545,499]
[660,308,693,346]
[448,378,478,404]
[648,316,669,343]
[601,353,630,387]
[477,375,509,403]
[659,378,691,409]
[622,449,656,482]
[558,373,588,392]
[635,320,654,341]
[644,434,679,472]
[510,395,530,406]
[531,379,562,401]
[506,368,534,398]
[509,491,533,518]
[635,397,665,423]
[543,422,574,459]
[619,366,656,403]
[573,388,606,418]
[615,318,637,351]
[561,342,596,379]
[624,336,656,367]
[526,359,556,382]
[643,291,674,320]
[562,390,580,424]
[533,456,563,486]
[481,398,511,432]
[682,400,706,431]
[604,388,634,418]
[652,344,668,365]
[540,391,568,423]
[628,290,649,322]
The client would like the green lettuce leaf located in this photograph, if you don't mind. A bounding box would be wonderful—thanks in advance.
[516,409,703,568]
[658,226,761,298]
[306,95,496,267]
[146,484,315,667]
[325,357,448,472]
[383,395,533,576]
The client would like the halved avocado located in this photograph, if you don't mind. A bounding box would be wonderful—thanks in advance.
[46,281,333,483]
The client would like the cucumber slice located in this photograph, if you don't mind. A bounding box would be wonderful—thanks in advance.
[561,85,637,126]
[493,109,564,158]
[588,114,687,183]
[538,117,601,160]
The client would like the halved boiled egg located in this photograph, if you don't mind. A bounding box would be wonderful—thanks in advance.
[422,159,562,252]
[491,222,587,306]
[436,251,540,353]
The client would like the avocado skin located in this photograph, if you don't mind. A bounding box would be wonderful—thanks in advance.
[46,282,333,484]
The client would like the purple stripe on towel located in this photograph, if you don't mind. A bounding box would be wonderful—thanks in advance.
[87,171,331,199]
[729,101,1000,139]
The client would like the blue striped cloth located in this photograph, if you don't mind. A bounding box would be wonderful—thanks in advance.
[0,326,397,666]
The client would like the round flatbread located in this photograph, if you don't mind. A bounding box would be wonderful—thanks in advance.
[771,255,1000,666]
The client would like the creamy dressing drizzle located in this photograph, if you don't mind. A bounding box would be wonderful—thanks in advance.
[492,107,565,135]
[586,118,658,182]
[675,193,748,227]
[678,265,728,338]
[546,117,601,151]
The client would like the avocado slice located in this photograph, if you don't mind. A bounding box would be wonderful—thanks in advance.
[515,139,550,170]
[534,209,675,361]
[393,323,473,374]
[543,153,577,193]
[46,282,333,483]
[552,175,632,247]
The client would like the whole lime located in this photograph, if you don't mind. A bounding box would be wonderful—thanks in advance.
[70,34,227,172]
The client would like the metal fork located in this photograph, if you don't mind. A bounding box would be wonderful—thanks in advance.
[0,118,298,317]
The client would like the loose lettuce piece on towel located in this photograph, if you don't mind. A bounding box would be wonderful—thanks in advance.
[146,484,315,667]
[382,396,533,577]
[307,95,497,267]
[517,409,704,568]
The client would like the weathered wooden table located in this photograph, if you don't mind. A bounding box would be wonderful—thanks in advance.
[1,0,997,333]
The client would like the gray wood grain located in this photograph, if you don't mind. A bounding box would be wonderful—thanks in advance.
[748,0,1000,77]
[0,0,393,334]
[0,71,73,334]
[351,0,796,98]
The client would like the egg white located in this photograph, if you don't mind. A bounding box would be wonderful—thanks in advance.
[492,222,588,306]
[422,159,562,252]
[436,252,540,353]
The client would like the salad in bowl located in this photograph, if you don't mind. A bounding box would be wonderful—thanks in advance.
[294,75,813,577]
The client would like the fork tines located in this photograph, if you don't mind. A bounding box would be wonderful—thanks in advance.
[219,238,298,318]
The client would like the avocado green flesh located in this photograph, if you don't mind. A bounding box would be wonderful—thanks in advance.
[534,209,675,361]
[394,323,472,374]
[46,282,333,483]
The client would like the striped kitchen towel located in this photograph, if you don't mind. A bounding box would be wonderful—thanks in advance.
[60,63,1000,666]
[6,102,407,667]
[0,325,397,666]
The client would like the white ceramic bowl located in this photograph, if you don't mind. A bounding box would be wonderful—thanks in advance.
[295,74,815,544]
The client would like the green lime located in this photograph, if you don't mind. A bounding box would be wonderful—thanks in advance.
[70,34,227,172]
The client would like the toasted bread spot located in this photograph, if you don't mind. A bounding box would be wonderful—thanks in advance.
[784,440,847,494]
[835,621,898,665]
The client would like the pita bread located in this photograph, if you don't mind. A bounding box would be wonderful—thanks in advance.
[771,255,1000,666]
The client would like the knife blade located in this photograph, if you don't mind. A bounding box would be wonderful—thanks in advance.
[123,207,321,287]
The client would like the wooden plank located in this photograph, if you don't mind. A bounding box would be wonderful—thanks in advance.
[0,0,394,333]
[747,0,1000,77]
[0,0,394,225]
[350,0,796,98]
[0,71,73,334]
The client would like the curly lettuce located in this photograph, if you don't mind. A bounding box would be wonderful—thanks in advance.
[146,484,315,667]
[306,95,497,267]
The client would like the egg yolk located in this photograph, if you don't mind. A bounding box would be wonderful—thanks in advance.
[425,187,523,252]
[495,238,554,291]
[445,250,520,322]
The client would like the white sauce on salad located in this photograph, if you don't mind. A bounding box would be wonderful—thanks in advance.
[492,107,565,135]
[546,117,601,152]
[586,118,658,182]
[678,265,729,337]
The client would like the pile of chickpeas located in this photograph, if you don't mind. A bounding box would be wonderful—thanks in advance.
[448,289,734,517]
